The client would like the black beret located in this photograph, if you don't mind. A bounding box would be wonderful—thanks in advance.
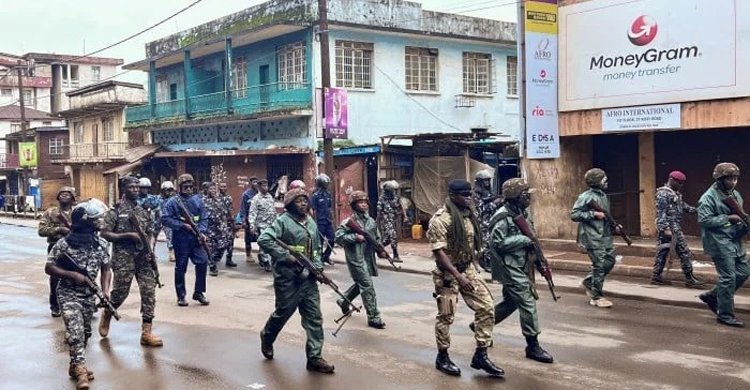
[120,176,140,187]
[448,179,472,194]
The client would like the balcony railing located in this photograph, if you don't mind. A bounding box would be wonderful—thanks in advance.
[63,142,128,161]
[0,153,19,169]
[126,82,312,126]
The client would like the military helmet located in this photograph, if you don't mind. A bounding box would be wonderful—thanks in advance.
[57,186,76,201]
[502,178,533,199]
[120,175,140,188]
[584,168,607,187]
[138,177,152,188]
[712,162,740,180]
[161,181,175,190]
[349,190,368,206]
[71,198,109,225]
[176,174,194,187]
[383,180,399,190]
[475,170,492,181]
[284,188,309,207]
[315,174,330,185]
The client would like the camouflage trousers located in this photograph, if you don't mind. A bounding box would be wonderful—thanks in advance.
[433,264,494,350]
[653,228,693,277]
[59,290,96,365]
[378,218,399,248]
[110,251,157,321]
[207,234,231,268]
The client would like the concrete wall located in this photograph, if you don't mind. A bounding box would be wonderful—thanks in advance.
[323,29,519,144]
[68,85,146,111]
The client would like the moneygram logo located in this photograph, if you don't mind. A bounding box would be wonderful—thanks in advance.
[628,15,658,46]
[531,69,554,87]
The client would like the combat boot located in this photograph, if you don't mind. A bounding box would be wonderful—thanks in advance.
[525,335,554,363]
[168,249,176,262]
[140,323,164,347]
[685,274,705,288]
[209,264,219,277]
[98,310,112,338]
[71,364,90,390]
[68,364,94,381]
[392,247,403,263]
[470,347,504,377]
[336,298,351,316]
[225,258,238,268]
[699,292,718,314]
[650,274,672,285]
[435,349,461,376]
[306,357,335,373]
[367,318,386,329]
[260,335,273,359]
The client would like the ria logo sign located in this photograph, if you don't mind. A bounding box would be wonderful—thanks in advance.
[628,15,658,46]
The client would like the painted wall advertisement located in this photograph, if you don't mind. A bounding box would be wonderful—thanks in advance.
[324,87,348,139]
[559,0,750,111]
[524,0,560,159]
[19,142,37,168]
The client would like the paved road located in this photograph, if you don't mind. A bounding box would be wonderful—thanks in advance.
[1,223,748,389]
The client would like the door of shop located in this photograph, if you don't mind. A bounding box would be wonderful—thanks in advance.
[593,134,640,236]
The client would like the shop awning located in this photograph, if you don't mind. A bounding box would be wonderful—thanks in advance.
[103,144,161,175]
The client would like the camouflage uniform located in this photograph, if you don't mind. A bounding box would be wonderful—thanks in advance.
[204,195,232,269]
[38,206,73,313]
[248,193,278,266]
[101,200,157,321]
[376,193,403,250]
[653,185,698,279]
[159,194,174,250]
[220,193,235,263]
[138,193,163,235]
[427,206,494,350]
[47,238,110,365]
[473,188,501,270]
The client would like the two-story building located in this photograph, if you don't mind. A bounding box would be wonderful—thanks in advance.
[54,81,149,205]
[123,0,518,213]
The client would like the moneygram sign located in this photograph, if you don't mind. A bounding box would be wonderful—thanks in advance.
[559,0,750,111]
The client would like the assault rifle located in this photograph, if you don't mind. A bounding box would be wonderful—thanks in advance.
[512,215,559,302]
[345,219,400,271]
[722,195,750,235]
[129,213,163,288]
[273,238,361,335]
[57,252,121,321]
[175,197,212,258]
[587,199,633,246]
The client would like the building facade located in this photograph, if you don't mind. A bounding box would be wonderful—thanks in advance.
[527,0,750,239]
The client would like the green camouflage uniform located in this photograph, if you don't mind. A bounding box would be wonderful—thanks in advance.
[570,188,616,299]
[101,200,157,321]
[697,183,750,321]
[258,212,325,360]
[47,238,110,365]
[489,205,540,336]
[335,211,382,322]
[427,206,494,350]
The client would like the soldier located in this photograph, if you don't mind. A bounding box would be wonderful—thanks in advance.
[697,163,750,327]
[651,171,704,287]
[99,176,163,347]
[45,198,111,390]
[203,183,231,276]
[240,177,259,263]
[311,174,335,266]
[201,181,212,197]
[219,182,237,268]
[161,174,210,306]
[377,180,407,262]
[258,188,335,374]
[473,170,502,272]
[334,191,387,329]
[571,168,619,308]
[473,178,553,363]
[248,179,278,272]
[427,179,504,378]
[38,186,76,317]
[159,181,176,262]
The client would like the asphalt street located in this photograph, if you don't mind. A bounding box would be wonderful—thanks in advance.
[1,222,748,390]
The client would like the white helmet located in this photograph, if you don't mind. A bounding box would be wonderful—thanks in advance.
[72,198,109,224]
[139,177,152,188]
[383,180,399,190]
[315,174,330,185]
[161,181,175,190]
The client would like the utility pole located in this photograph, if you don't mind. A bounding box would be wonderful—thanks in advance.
[16,60,28,198]
[319,0,336,220]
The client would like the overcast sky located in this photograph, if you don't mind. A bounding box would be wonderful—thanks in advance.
[0,0,517,83]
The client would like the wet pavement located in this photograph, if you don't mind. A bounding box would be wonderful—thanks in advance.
[1,222,749,390]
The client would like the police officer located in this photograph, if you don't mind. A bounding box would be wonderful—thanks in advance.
[334,191,387,329]
[218,182,237,268]
[427,179,504,378]
[99,176,163,347]
[651,171,704,287]
[475,178,553,363]
[248,179,278,272]
[258,188,335,374]
[697,163,750,327]
[571,168,619,308]
[311,174,335,266]
[239,177,259,263]
[45,198,111,390]
[377,180,407,262]
[159,181,176,262]
[473,170,502,272]
[161,174,211,307]
[204,183,230,276]
[38,186,76,317]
